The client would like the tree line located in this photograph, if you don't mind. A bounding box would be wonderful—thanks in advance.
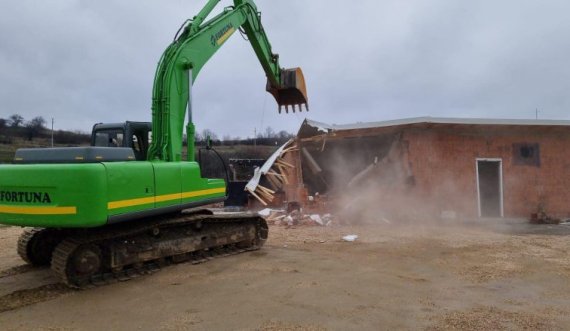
[193,127,296,147]
[0,114,296,147]
[1,114,46,139]
[0,114,90,144]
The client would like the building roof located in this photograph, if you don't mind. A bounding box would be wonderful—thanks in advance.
[302,116,570,133]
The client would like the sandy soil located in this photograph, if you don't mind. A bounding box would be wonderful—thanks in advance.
[0,220,569,330]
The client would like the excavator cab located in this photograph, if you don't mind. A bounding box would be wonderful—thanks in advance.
[91,122,152,161]
[267,67,308,114]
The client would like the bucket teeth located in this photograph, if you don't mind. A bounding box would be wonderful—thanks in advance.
[276,103,309,114]
[266,67,308,114]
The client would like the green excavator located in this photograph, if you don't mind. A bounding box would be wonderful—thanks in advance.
[0,0,308,288]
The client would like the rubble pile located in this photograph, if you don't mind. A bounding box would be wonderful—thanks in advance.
[530,206,561,224]
[258,208,333,227]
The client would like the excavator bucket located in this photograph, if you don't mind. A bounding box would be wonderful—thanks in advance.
[267,67,309,113]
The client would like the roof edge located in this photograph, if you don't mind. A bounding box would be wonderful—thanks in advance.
[303,116,570,132]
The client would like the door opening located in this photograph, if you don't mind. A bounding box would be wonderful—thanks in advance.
[476,159,503,218]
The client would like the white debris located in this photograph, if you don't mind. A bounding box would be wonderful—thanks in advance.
[245,139,295,193]
[285,215,294,226]
[258,208,272,217]
[309,214,324,226]
[258,208,287,222]
[342,234,359,242]
[323,214,333,226]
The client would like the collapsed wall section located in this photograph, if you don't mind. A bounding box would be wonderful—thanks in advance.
[296,121,570,221]
[249,119,570,222]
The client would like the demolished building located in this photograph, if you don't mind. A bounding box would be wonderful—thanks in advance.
[247,117,570,221]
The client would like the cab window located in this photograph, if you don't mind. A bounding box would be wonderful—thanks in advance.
[94,130,124,147]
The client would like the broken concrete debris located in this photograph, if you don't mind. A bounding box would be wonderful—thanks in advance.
[530,204,561,224]
[258,208,333,227]
[342,235,358,242]
[530,212,561,224]
[309,214,323,226]
[257,208,274,217]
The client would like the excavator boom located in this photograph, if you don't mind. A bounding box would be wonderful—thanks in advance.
[148,0,308,162]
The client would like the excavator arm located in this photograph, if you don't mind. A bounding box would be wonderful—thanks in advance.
[148,0,308,162]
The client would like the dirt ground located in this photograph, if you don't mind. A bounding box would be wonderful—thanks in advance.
[0,220,570,330]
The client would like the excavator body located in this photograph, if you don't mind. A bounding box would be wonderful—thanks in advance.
[0,160,225,228]
[0,0,306,288]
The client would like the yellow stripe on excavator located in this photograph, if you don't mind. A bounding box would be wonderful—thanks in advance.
[0,205,77,215]
[107,188,226,210]
[216,27,236,45]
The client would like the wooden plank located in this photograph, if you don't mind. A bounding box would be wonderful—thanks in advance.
[246,187,267,206]
[277,164,288,176]
[276,159,295,168]
[280,147,299,157]
[257,185,275,195]
[266,174,282,189]
[268,171,285,178]
[257,191,275,201]
[268,174,284,186]
[277,165,289,184]
[256,189,274,202]
[264,176,279,190]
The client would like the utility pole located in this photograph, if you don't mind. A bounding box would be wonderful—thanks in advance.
[253,127,257,150]
[51,117,54,147]
[535,108,538,120]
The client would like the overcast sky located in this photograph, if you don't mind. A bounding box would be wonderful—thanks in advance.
[1,0,569,138]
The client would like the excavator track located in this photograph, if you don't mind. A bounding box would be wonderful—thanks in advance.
[18,228,67,266]
[49,211,268,288]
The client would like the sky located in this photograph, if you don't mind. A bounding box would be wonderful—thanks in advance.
[0,0,569,139]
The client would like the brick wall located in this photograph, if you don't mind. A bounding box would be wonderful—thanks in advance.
[404,125,570,218]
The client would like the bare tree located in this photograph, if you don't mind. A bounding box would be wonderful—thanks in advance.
[0,118,6,129]
[278,130,293,139]
[194,132,203,143]
[264,126,275,138]
[9,114,24,128]
[25,116,46,141]
[201,129,218,142]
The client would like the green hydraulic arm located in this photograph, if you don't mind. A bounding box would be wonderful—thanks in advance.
[148,0,308,162]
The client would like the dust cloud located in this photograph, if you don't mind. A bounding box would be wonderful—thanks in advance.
[305,135,479,228]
